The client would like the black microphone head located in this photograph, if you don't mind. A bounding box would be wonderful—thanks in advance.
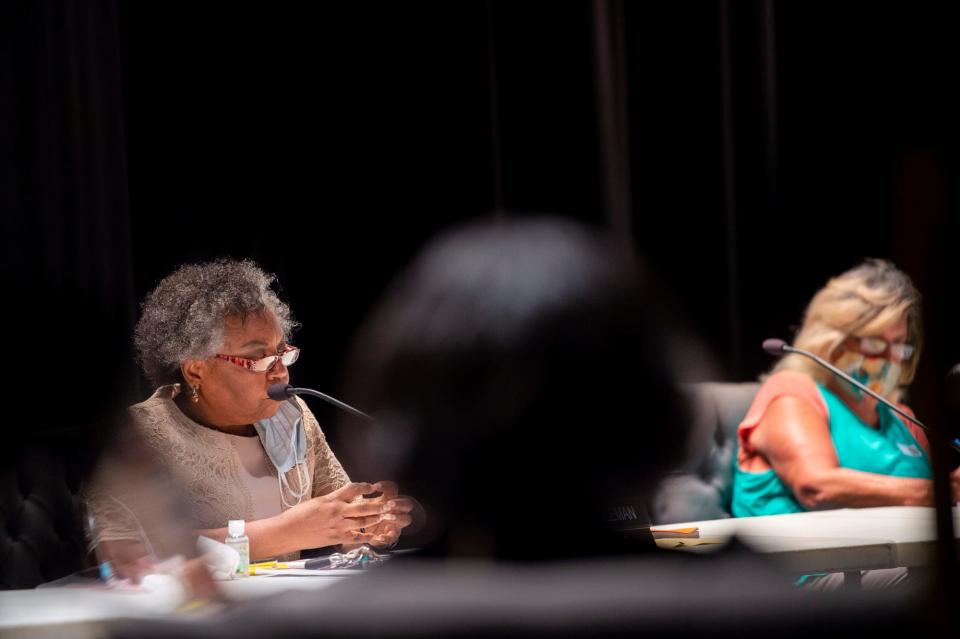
[762,338,789,356]
[267,383,294,401]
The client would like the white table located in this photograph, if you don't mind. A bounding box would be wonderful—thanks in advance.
[4,508,956,634]
[0,572,350,639]
[654,506,960,584]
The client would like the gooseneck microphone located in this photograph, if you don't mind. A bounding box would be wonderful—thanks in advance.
[764,339,960,453]
[268,383,372,421]
[762,338,929,432]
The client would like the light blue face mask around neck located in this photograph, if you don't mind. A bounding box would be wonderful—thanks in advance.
[254,399,307,474]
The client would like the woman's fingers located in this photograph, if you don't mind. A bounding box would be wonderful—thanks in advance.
[345,514,388,529]
[99,540,155,583]
[382,497,415,514]
[330,482,375,502]
[373,533,397,546]
[114,556,154,584]
[372,480,399,498]
[348,530,377,544]
[340,498,386,518]
[372,524,402,547]
[388,513,412,528]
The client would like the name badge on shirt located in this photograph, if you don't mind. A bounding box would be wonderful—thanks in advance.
[897,442,923,458]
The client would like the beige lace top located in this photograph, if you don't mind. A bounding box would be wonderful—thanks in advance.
[85,385,350,549]
[231,435,282,520]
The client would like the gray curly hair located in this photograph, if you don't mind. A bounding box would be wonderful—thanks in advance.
[134,258,298,387]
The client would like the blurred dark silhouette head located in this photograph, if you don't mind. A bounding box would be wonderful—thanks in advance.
[339,216,689,560]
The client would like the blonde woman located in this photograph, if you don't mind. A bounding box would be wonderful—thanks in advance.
[733,259,960,521]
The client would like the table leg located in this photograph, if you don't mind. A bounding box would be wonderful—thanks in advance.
[843,570,862,590]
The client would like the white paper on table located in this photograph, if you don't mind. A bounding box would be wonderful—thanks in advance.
[197,535,240,580]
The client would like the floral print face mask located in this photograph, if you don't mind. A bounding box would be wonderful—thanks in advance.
[833,349,902,400]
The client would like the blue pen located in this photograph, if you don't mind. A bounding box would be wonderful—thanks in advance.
[87,514,116,584]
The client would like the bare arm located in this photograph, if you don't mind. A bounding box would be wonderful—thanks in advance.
[750,396,934,509]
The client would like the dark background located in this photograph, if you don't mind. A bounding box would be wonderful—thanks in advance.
[3,0,960,440]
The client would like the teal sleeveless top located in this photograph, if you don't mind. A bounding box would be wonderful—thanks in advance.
[731,384,931,518]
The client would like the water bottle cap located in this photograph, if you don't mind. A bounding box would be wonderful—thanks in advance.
[228,519,245,537]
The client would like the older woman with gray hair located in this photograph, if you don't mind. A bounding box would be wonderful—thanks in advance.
[87,259,412,577]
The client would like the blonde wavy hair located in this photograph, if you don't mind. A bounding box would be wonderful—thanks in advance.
[773,258,922,397]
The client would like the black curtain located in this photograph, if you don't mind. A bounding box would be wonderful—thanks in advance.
[1,0,138,587]
[1,0,136,382]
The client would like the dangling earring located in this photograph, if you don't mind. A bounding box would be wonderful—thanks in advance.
[191,385,201,403]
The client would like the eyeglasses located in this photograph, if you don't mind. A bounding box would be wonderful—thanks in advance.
[215,344,300,372]
[850,336,915,361]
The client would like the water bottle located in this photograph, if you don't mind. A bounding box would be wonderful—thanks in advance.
[225,519,250,578]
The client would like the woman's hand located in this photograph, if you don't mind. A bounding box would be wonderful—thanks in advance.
[97,539,155,583]
[280,482,393,549]
[360,481,415,548]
